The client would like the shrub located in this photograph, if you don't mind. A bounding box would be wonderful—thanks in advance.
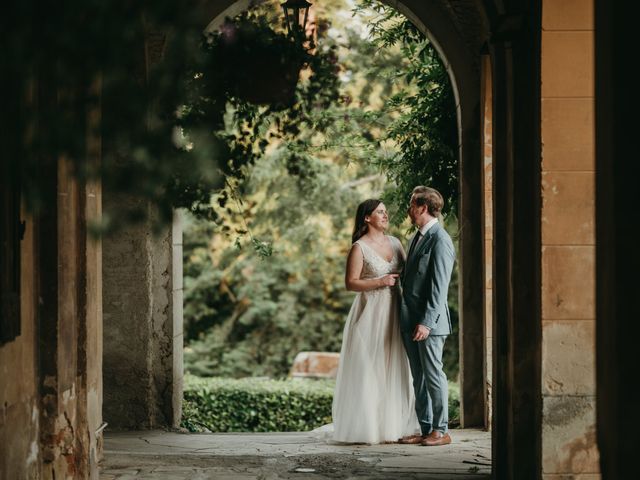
[181,375,460,432]
[181,375,334,432]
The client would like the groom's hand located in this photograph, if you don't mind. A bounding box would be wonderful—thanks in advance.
[412,325,431,341]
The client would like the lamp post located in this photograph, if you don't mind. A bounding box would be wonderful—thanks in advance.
[281,0,312,42]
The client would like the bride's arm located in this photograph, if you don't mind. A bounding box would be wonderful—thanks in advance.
[345,243,398,292]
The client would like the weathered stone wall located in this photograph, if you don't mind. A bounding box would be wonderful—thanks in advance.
[37,161,103,480]
[0,159,103,480]
[102,197,182,429]
[540,0,599,477]
[0,210,40,480]
[100,22,183,432]
[103,194,155,428]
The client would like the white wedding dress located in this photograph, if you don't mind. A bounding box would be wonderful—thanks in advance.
[322,236,420,444]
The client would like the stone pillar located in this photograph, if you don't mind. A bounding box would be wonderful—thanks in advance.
[480,54,493,429]
[102,196,182,429]
[595,1,639,478]
[491,4,543,475]
[31,158,103,480]
[171,210,184,429]
[540,0,599,477]
[83,175,103,477]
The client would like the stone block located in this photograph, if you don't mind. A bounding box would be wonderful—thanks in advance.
[542,97,594,171]
[543,0,594,31]
[0,401,40,480]
[542,246,594,320]
[542,171,595,245]
[172,209,183,246]
[172,289,183,337]
[172,334,184,380]
[485,241,493,290]
[485,338,493,381]
[484,192,493,240]
[542,320,595,395]
[542,395,600,474]
[484,157,493,191]
[172,244,183,291]
[542,32,594,98]
[290,352,340,378]
[485,289,492,339]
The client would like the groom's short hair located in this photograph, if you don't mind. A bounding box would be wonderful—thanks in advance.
[412,186,444,216]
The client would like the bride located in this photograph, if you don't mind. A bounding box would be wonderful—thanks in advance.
[330,198,420,444]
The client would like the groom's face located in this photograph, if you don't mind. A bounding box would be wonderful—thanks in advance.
[408,195,423,225]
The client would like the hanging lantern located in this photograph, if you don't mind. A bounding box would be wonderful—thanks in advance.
[281,0,312,41]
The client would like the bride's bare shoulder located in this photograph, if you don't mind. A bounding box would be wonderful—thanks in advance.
[348,241,365,256]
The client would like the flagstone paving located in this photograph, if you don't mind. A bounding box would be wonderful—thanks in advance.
[100,429,491,479]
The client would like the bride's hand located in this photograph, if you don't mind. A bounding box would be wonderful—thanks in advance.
[378,274,399,287]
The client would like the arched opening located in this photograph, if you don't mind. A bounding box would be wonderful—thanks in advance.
[102,0,492,447]
[183,0,490,432]
[100,0,491,429]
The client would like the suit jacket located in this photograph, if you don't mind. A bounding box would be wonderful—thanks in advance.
[400,222,456,335]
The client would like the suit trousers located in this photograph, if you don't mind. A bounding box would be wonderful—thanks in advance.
[401,332,449,435]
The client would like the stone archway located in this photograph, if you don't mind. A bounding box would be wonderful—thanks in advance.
[100,0,493,435]
[100,0,489,432]
[101,0,540,477]
[206,0,487,424]
[192,0,491,431]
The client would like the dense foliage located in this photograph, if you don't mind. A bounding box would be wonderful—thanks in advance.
[4,0,204,219]
[356,0,458,220]
[2,1,338,230]
[177,13,341,220]
[181,375,334,432]
[183,0,460,381]
[181,375,460,432]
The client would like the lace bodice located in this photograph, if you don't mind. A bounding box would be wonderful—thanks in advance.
[355,236,404,280]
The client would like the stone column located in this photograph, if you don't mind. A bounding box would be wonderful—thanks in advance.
[481,54,493,429]
[540,0,599,476]
[171,211,184,429]
[102,198,182,429]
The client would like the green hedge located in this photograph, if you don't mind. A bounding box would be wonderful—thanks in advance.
[181,375,334,432]
[181,375,460,433]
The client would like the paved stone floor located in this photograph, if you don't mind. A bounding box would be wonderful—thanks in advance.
[100,429,491,479]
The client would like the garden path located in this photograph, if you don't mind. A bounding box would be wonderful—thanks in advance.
[100,429,491,479]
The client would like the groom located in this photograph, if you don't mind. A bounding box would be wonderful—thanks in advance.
[398,186,456,447]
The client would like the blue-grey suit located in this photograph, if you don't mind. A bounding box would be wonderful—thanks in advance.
[400,221,455,435]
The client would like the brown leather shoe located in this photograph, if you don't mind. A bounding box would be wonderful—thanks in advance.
[420,431,451,446]
[398,434,428,444]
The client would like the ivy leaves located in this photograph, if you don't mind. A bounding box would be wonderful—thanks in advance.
[354,0,458,222]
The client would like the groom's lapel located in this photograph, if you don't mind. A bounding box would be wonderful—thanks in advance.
[403,231,419,281]
[412,223,441,260]
[406,231,419,261]
[405,224,441,282]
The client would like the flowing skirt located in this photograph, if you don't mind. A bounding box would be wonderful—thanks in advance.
[331,287,420,444]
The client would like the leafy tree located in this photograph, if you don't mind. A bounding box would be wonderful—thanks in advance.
[183,0,460,380]
[2,1,338,231]
[354,1,458,222]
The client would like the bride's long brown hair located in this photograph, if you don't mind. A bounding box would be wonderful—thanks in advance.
[352,199,382,243]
